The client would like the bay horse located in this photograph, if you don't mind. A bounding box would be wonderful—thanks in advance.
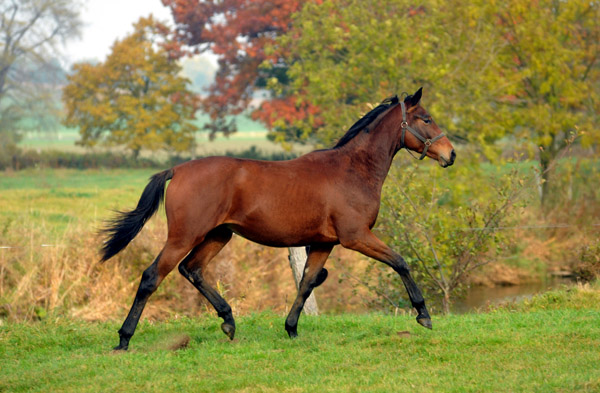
[102,88,456,350]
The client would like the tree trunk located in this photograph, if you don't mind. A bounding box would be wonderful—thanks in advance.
[441,290,451,315]
[539,136,559,209]
[540,153,551,207]
[288,247,319,316]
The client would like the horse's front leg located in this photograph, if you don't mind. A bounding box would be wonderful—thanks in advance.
[340,230,432,329]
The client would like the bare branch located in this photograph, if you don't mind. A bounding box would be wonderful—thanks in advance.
[343,272,400,309]
[398,186,449,288]
[403,232,445,290]
[0,0,82,132]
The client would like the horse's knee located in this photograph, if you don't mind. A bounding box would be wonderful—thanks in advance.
[178,261,203,285]
[139,265,159,296]
[313,268,328,288]
[392,257,410,275]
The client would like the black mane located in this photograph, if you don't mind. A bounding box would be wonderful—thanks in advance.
[334,95,400,148]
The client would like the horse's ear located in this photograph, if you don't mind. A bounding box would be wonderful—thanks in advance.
[404,87,423,107]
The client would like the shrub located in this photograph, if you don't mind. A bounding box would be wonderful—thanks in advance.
[365,157,527,314]
[574,239,600,282]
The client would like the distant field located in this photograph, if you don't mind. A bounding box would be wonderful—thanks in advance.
[0,168,156,236]
[17,114,299,155]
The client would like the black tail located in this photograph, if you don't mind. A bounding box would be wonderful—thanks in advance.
[100,169,174,262]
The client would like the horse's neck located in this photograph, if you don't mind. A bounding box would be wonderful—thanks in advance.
[337,121,398,186]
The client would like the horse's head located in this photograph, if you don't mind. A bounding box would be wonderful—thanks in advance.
[395,88,455,168]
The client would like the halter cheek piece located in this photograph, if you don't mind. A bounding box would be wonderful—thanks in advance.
[400,101,445,160]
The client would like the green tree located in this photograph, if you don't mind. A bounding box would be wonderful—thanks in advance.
[63,16,199,157]
[274,0,507,147]
[0,0,82,156]
[278,0,599,193]
[492,0,599,202]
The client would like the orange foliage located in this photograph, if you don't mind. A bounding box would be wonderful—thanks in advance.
[162,0,322,137]
[252,97,322,131]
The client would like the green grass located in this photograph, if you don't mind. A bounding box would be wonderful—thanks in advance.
[0,168,156,191]
[0,169,157,238]
[1,305,599,392]
[1,168,599,392]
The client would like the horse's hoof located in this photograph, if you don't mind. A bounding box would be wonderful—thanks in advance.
[417,317,432,329]
[285,324,298,339]
[221,322,236,340]
[113,344,128,351]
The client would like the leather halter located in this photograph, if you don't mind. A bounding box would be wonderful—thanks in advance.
[400,101,445,160]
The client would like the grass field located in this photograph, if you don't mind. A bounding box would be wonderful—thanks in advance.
[1,162,598,392]
[1,284,600,392]
[0,168,156,235]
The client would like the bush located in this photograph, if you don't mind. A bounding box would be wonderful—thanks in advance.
[364,156,527,314]
[574,240,600,282]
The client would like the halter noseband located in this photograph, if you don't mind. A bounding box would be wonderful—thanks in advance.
[400,100,445,160]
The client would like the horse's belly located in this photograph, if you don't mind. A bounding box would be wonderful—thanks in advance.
[223,163,340,246]
[227,224,338,247]
[225,206,338,247]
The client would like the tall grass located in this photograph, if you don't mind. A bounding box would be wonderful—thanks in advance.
[0,214,374,322]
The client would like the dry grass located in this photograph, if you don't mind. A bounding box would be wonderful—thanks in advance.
[0,213,380,323]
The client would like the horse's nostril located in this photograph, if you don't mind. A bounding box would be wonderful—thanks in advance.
[450,150,456,162]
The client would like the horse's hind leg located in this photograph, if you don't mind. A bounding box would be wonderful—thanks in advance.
[178,226,236,339]
[285,243,334,338]
[115,243,191,350]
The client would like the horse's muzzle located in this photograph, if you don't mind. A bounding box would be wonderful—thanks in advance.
[439,149,456,168]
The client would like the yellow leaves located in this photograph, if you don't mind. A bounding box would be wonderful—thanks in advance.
[62,16,198,155]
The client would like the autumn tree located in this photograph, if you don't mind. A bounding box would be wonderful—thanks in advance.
[270,0,505,147]
[162,0,323,144]
[0,0,82,155]
[280,0,599,193]
[63,16,199,157]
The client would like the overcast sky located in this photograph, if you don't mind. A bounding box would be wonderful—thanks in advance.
[63,0,173,65]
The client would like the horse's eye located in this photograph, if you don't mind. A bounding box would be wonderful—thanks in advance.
[423,118,431,124]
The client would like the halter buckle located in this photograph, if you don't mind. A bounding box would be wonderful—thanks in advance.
[424,139,432,147]
[401,121,408,128]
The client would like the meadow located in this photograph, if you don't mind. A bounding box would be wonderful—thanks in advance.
[0,149,600,392]
[1,284,599,392]
[1,134,599,392]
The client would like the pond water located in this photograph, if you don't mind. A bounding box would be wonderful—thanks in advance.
[450,277,575,313]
